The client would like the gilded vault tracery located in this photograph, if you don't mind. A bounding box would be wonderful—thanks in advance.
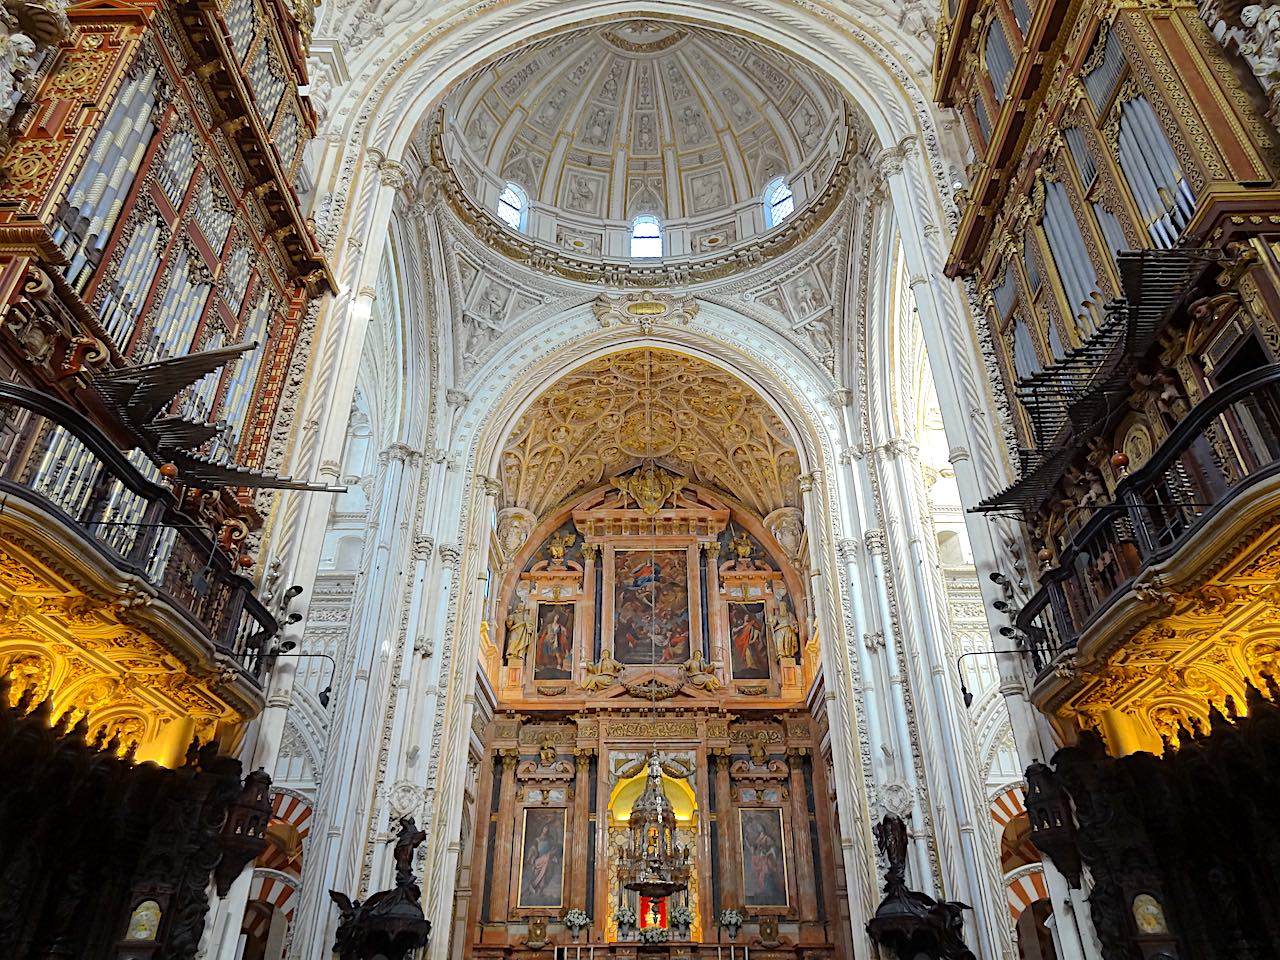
[499,348,802,518]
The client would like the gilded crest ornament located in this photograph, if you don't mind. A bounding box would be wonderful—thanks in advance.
[611,463,686,515]
[546,533,576,564]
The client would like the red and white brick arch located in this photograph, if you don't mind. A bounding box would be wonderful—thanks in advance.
[242,869,300,941]
[988,782,1026,831]
[1006,864,1051,921]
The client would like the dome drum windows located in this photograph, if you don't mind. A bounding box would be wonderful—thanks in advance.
[630,215,663,258]
[497,182,528,232]
[441,21,852,263]
[764,179,794,228]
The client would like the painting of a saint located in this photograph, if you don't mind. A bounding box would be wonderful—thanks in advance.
[518,808,565,908]
[613,550,691,664]
[740,808,788,907]
[728,602,769,680]
[534,603,574,680]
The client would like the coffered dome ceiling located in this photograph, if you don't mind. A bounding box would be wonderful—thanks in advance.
[439,20,853,261]
[500,349,801,518]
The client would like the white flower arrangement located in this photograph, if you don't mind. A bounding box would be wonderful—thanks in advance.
[718,908,744,927]
[638,926,669,943]
[614,906,638,926]
[563,908,590,930]
[669,905,695,927]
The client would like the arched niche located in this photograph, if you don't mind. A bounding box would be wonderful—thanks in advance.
[608,769,699,825]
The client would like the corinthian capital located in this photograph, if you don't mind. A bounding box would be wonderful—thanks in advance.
[379,160,409,190]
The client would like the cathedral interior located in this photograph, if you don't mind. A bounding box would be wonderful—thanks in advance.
[0,0,1278,958]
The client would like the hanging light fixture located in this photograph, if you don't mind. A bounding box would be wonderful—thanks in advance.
[619,349,691,901]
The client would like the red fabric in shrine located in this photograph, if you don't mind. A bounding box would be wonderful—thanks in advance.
[638,896,668,928]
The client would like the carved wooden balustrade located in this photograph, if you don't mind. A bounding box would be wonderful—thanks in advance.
[1017,363,1280,676]
[0,380,275,681]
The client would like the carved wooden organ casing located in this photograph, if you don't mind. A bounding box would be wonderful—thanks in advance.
[0,0,331,508]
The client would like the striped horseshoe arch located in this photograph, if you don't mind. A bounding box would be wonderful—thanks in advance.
[989,783,1026,830]
[1006,866,1050,920]
[258,790,314,874]
[242,870,300,941]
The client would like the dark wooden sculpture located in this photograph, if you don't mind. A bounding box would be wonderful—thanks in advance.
[1030,678,1280,960]
[0,674,267,960]
[866,813,977,960]
[329,816,432,960]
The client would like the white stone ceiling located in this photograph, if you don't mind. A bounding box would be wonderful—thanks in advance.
[440,20,851,258]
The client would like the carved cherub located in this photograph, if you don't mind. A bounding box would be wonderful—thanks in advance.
[547,533,576,567]
[539,735,557,767]
[748,732,769,767]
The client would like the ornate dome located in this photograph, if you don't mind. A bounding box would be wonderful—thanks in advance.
[439,20,852,261]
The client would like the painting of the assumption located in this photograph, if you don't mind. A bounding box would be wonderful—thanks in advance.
[740,808,788,907]
[613,549,691,664]
[728,602,770,679]
[518,808,565,908]
[533,603,574,680]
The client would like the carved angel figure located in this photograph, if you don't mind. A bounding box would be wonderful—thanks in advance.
[1241,5,1280,82]
[582,651,623,691]
[0,30,36,128]
[392,815,427,887]
[681,648,721,692]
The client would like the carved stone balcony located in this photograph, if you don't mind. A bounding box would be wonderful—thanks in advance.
[1016,363,1280,728]
[0,379,275,762]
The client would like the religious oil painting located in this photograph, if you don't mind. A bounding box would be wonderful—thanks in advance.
[740,808,788,907]
[728,602,770,679]
[533,603,574,680]
[518,807,566,908]
[613,549,691,664]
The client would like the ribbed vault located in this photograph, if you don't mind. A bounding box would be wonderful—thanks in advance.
[499,348,802,517]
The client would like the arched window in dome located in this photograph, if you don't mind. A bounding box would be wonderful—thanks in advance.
[630,215,663,258]
[764,178,795,227]
[497,182,528,231]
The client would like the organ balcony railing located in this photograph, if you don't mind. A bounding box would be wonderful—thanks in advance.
[1016,362,1280,677]
[0,380,276,681]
